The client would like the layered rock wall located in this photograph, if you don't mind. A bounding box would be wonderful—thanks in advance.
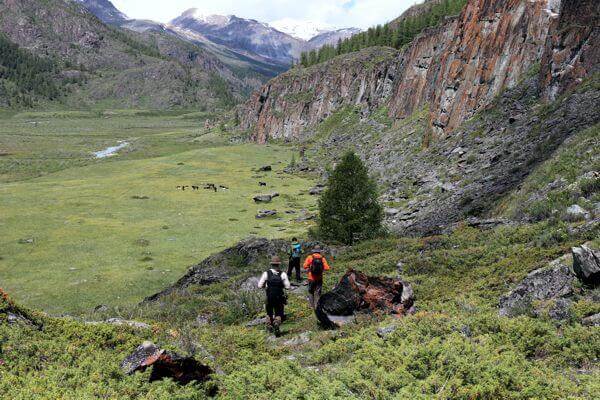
[241,47,399,143]
[539,0,600,101]
[240,0,562,142]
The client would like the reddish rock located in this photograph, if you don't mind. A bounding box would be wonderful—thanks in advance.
[121,341,213,385]
[315,269,415,328]
[539,0,600,101]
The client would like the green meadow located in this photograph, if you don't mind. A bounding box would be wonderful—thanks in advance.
[0,112,316,314]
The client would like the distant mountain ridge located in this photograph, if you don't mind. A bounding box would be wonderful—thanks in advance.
[75,0,361,75]
[168,9,361,67]
[0,0,253,109]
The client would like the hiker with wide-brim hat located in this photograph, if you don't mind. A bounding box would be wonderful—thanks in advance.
[303,245,331,309]
[257,255,291,336]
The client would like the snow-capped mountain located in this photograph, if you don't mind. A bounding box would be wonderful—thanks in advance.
[77,1,363,76]
[270,18,333,41]
[308,27,363,49]
[169,9,308,66]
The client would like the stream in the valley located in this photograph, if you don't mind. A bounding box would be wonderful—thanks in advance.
[94,141,130,158]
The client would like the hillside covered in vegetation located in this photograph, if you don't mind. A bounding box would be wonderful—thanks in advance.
[298,0,467,67]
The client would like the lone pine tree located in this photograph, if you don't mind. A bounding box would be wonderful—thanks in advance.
[317,151,383,244]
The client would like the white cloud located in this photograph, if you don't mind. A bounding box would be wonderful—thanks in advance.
[111,0,418,29]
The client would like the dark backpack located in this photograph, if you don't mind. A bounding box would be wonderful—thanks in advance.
[266,270,285,300]
[310,256,324,276]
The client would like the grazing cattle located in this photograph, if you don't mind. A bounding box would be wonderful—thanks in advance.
[259,182,267,187]
[192,186,199,190]
[204,183,216,190]
[219,185,229,190]
[176,186,182,190]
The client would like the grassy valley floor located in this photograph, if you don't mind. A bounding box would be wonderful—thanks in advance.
[0,112,316,314]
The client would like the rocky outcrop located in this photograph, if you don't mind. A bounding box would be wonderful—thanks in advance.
[415,0,557,137]
[315,269,415,328]
[240,0,560,141]
[499,257,576,317]
[572,245,600,285]
[0,289,42,330]
[240,47,400,143]
[144,238,290,301]
[499,244,600,320]
[540,0,600,101]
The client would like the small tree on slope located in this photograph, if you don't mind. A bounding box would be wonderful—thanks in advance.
[317,151,383,245]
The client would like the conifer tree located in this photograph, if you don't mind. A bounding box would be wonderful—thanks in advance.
[317,151,383,244]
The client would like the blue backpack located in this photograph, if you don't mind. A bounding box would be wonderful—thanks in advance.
[291,243,302,258]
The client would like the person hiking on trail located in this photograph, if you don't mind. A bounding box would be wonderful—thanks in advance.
[287,237,303,283]
[257,256,291,336]
[303,245,330,309]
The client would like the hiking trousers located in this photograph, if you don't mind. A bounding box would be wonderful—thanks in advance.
[287,257,301,282]
[265,297,285,321]
[308,280,322,309]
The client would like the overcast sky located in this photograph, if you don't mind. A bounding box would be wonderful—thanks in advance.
[111,0,418,29]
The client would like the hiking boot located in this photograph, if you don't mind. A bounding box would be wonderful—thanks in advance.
[273,316,282,337]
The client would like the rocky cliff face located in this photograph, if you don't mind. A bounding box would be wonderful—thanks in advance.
[240,0,562,142]
[539,0,600,101]
[241,47,400,143]
[394,0,557,138]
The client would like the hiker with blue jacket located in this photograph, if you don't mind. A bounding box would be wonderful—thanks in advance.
[287,237,303,283]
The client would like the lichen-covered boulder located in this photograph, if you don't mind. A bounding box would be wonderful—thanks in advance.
[499,258,575,317]
[572,245,600,286]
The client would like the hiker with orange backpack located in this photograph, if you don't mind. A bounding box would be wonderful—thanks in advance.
[303,245,330,309]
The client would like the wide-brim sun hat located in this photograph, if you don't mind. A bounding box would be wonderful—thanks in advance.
[270,255,282,265]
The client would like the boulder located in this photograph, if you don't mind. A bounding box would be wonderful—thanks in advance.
[499,259,575,317]
[240,276,261,291]
[258,165,272,171]
[245,316,268,327]
[546,298,573,321]
[253,193,279,203]
[121,341,212,385]
[384,208,400,217]
[253,194,273,203]
[256,210,277,219]
[282,332,311,347]
[315,269,415,329]
[396,261,404,275]
[294,211,316,222]
[572,245,600,285]
[376,325,397,339]
[326,314,356,327]
[582,313,600,327]
[309,185,326,195]
[564,204,590,221]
